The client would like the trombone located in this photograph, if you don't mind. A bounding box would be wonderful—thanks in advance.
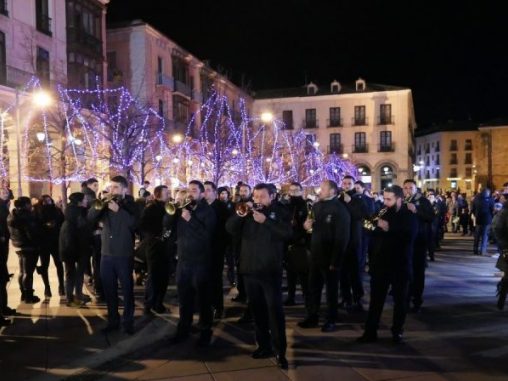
[165,198,193,215]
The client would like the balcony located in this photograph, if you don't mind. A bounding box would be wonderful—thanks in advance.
[327,118,343,127]
[67,27,102,56]
[174,79,192,98]
[353,144,369,153]
[328,144,343,154]
[377,115,395,125]
[378,143,395,152]
[36,14,52,36]
[302,119,318,129]
[155,73,174,90]
[0,65,34,88]
[352,116,369,126]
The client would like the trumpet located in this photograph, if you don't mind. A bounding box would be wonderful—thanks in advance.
[362,207,389,231]
[235,202,264,217]
[92,195,122,210]
[165,198,193,215]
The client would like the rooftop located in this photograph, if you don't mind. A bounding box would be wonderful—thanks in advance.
[415,120,479,137]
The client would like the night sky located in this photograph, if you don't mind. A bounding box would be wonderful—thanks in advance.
[107,1,508,128]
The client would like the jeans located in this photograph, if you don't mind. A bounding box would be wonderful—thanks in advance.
[63,259,85,301]
[307,263,339,322]
[17,250,38,295]
[244,273,287,356]
[474,224,491,255]
[100,255,135,328]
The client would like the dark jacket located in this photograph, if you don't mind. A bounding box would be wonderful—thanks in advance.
[139,200,166,238]
[7,208,42,251]
[288,196,308,246]
[494,203,508,272]
[35,204,64,249]
[339,191,370,250]
[171,198,216,267]
[369,204,418,278]
[472,191,495,225]
[226,202,292,275]
[0,200,10,241]
[407,193,434,243]
[210,199,234,251]
[87,195,138,257]
[309,197,350,268]
[59,204,91,262]
[83,186,97,207]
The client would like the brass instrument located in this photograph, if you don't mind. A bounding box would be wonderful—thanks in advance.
[92,195,122,210]
[404,194,415,204]
[165,198,193,215]
[306,200,314,234]
[235,202,263,217]
[362,207,389,231]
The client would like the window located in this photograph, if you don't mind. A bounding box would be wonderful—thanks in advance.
[305,108,317,128]
[435,141,440,152]
[354,106,366,125]
[0,31,5,85]
[282,110,293,130]
[436,155,440,165]
[465,152,472,164]
[426,157,430,166]
[450,168,458,177]
[172,56,189,84]
[36,0,52,36]
[450,139,458,151]
[450,153,458,165]
[329,133,341,153]
[379,104,392,124]
[354,132,367,152]
[173,95,189,124]
[436,169,440,178]
[0,0,8,16]
[329,107,341,127]
[379,131,392,151]
[425,143,430,154]
[465,139,473,150]
[157,56,163,74]
[107,51,117,81]
[465,167,472,177]
[158,99,164,118]
[36,47,50,85]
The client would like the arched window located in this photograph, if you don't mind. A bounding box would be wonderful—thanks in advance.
[380,164,394,190]
[358,165,372,188]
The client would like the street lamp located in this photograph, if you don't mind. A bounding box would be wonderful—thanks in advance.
[172,133,184,144]
[260,112,274,124]
[15,88,53,196]
[36,132,46,142]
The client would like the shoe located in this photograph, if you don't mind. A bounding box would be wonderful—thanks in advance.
[276,355,289,370]
[252,347,274,359]
[0,316,11,327]
[24,295,41,304]
[197,330,212,347]
[123,325,135,335]
[44,288,52,298]
[284,298,296,306]
[101,324,120,334]
[36,266,43,275]
[356,332,378,343]
[66,300,84,308]
[2,307,16,316]
[297,317,319,328]
[321,321,337,333]
[58,285,65,296]
[392,333,404,344]
[78,294,92,304]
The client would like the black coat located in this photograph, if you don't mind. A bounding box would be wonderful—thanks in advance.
[0,200,10,241]
[339,191,370,251]
[139,200,166,238]
[287,196,308,246]
[407,193,434,243]
[59,204,91,263]
[210,199,234,250]
[171,198,216,267]
[369,205,418,278]
[226,202,292,275]
[7,208,42,251]
[35,204,64,249]
[472,192,495,225]
[309,197,350,268]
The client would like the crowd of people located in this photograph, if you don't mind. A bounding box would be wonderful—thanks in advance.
[0,176,507,370]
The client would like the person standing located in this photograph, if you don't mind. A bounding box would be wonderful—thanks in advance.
[403,180,434,313]
[357,185,417,343]
[284,182,309,306]
[355,181,376,273]
[298,180,350,332]
[60,193,91,307]
[0,187,15,322]
[218,187,236,289]
[169,180,216,346]
[226,183,292,369]
[35,195,65,297]
[426,190,440,262]
[8,197,42,304]
[88,176,138,334]
[494,190,508,309]
[139,185,172,315]
[472,188,495,256]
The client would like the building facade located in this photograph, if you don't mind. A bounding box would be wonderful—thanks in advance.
[475,121,508,191]
[106,20,252,138]
[415,122,477,194]
[252,79,417,191]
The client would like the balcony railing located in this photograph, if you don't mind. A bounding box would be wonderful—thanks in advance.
[377,115,395,125]
[302,118,318,129]
[327,118,343,127]
[282,121,294,130]
[327,144,343,154]
[155,72,174,90]
[174,79,192,97]
[36,14,52,36]
[352,116,369,126]
[378,143,395,152]
[353,144,369,153]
